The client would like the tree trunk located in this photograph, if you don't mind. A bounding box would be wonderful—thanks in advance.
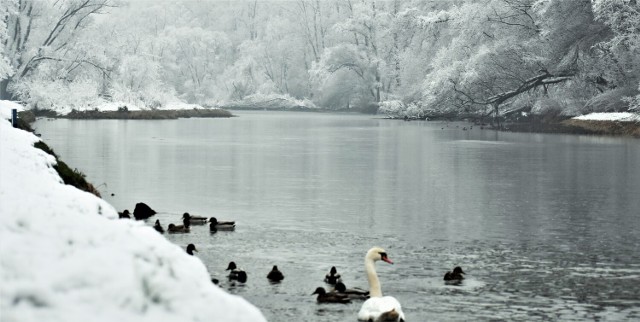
[493,103,500,128]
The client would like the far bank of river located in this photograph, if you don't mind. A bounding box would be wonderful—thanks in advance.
[18,107,640,138]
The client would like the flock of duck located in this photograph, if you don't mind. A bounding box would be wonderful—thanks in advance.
[150,212,236,234]
[137,212,466,322]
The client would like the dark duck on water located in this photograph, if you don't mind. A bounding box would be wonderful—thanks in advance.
[185,243,197,255]
[444,266,465,284]
[311,287,351,304]
[153,219,164,233]
[267,265,285,282]
[324,266,342,285]
[226,261,247,283]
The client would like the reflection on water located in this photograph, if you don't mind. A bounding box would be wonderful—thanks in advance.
[35,111,640,321]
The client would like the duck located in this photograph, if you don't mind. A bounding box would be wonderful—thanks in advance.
[267,265,285,282]
[153,219,164,233]
[226,261,247,283]
[182,212,207,225]
[311,287,351,304]
[209,217,235,231]
[118,209,131,219]
[186,243,198,255]
[167,218,190,233]
[324,266,342,285]
[444,266,465,284]
[334,282,369,300]
[357,247,405,322]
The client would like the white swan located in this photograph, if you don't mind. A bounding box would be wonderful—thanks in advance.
[357,247,405,322]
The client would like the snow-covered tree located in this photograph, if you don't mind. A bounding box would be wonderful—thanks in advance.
[1,0,117,102]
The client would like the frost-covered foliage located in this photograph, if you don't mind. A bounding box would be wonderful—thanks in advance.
[591,0,640,111]
[12,78,102,112]
[1,0,639,116]
[0,1,15,80]
[0,108,267,322]
[222,93,319,110]
[109,55,175,108]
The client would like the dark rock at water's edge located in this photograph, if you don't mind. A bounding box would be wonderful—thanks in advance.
[64,108,233,120]
[133,203,156,220]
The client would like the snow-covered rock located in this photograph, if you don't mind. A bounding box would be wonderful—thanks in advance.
[0,108,266,322]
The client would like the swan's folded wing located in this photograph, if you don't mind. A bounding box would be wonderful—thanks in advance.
[357,296,404,321]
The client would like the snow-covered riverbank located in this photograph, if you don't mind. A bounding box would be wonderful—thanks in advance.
[0,105,266,321]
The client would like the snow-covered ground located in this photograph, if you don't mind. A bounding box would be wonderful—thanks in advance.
[0,103,266,321]
[572,112,640,122]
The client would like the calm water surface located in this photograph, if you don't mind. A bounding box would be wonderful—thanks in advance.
[35,111,640,321]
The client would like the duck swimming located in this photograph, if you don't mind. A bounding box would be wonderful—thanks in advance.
[182,212,207,225]
[153,219,164,233]
[324,266,342,285]
[444,266,465,284]
[118,209,131,219]
[167,217,190,233]
[267,265,285,282]
[209,217,235,231]
[186,243,198,255]
[334,282,369,300]
[311,287,351,304]
[226,261,247,283]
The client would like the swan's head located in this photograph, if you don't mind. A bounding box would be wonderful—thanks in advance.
[453,266,465,274]
[366,247,394,264]
[226,261,237,270]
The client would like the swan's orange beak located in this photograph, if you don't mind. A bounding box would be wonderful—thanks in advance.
[382,257,394,264]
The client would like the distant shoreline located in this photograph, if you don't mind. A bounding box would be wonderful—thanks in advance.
[62,108,233,120]
[20,107,640,138]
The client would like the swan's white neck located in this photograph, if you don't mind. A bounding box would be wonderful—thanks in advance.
[365,256,383,297]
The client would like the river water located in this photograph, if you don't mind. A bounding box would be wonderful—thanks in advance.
[35,111,640,321]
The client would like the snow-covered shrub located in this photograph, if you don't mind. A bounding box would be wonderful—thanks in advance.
[584,87,637,114]
[12,78,102,114]
[379,100,405,116]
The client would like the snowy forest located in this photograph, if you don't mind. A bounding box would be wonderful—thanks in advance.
[1,0,639,118]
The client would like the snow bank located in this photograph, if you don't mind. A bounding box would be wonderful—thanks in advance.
[572,112,640,122]
[0,100,25,119]
[0,113,266,321]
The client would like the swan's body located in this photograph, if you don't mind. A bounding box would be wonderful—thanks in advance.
[357,247,405,322]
